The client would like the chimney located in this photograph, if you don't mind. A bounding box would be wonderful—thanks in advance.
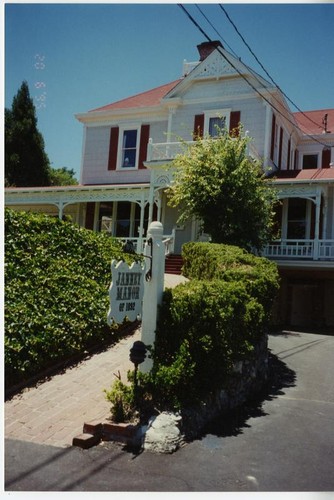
[197,40,223,61]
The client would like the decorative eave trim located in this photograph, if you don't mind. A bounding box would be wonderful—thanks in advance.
[5,184,151,206]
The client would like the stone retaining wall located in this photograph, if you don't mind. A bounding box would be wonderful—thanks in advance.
[180,334,269,441]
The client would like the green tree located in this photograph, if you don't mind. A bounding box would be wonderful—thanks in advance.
[168,128,277,251]
[5,81,52,187]
[49,167,78,186]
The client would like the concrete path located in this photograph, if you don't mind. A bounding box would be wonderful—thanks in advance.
[5,274,188,448]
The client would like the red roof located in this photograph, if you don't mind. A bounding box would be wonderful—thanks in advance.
[293,109,334,135]
[90,79,182,112]
[274,168,334,182]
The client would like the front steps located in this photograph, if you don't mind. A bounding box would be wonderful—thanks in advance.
[165,254,183,275]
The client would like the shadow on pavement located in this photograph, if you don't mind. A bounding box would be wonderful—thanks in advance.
[200,351,296,439]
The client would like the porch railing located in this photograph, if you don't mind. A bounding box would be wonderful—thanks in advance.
[263,239,334,261]
[117,230,175,257]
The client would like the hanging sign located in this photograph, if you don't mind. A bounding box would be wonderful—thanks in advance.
[107,260,145,325]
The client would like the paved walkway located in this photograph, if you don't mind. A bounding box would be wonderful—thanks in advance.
[5,274,188,448]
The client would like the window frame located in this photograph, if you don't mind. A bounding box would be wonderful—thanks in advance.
[203,109,231,137]
[302,152,320,170]
[117,125,141,170]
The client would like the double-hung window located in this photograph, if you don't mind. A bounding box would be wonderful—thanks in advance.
[121,129,138,168]
[204,109,231,137]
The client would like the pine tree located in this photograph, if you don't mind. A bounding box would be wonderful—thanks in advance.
[5,81,52,187]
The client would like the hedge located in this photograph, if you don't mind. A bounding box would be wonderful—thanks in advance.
[4,208,135,388]
[181,241,280,314]
[139,242,279,411]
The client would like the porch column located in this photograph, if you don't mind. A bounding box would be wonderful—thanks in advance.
[58,201,64,220]
[138,197,146,253]
[157,189,162,222]
[148,171,156,226]
[313,189,322,260]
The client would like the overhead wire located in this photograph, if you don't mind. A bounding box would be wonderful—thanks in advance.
[218,3,325,133]
[178,4,331,148]
[195,3,300,132]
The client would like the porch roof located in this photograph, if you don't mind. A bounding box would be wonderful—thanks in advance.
[272,168,334,184]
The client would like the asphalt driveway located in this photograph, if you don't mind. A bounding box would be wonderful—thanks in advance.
[5,331,334,492]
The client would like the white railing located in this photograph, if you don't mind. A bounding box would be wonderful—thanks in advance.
[116,230,175,256]
[263,239,334,261]
[147,140,196,162]
[319,240,334,259]
[162,229,176,256]
[147,138,261,163]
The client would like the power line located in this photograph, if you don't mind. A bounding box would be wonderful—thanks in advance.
[194,4,239,59]
[218,3,325,133]
[195,3,300,135]
[178,4,331,148]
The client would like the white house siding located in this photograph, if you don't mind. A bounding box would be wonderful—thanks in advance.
[169,95,267,159]
[81,125,111,185]
[81,121,169,185]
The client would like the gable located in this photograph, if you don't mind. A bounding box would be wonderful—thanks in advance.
[163,46,273,102]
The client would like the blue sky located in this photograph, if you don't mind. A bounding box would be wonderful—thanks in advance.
[4,2,334,180]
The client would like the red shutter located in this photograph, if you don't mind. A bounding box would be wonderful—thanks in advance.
[193,114,204,139]
[270,113,276,161]
[229,111,241,136]
[108,127,119,170]
[138,124,150,169]
[322,148,331,168]
[85,202,95,230]
[278,127,283,169]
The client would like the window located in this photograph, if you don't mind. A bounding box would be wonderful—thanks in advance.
[121,129,138,168]
[99,202,113,233]
[302,154,318,170]
[116,202,131,237]
[204,109,231,137]
[209,116,226,137]
[287,198,307,239]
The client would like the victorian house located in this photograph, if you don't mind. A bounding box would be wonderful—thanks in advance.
[5,41,334,329]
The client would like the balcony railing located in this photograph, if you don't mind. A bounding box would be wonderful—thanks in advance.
[263,239,334,261]
[147,139,196,162]
[146,138,261,163]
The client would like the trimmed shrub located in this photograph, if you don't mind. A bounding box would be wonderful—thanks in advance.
[139,243,279,411]
[181,242,279,314]
[5,208,136,388]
